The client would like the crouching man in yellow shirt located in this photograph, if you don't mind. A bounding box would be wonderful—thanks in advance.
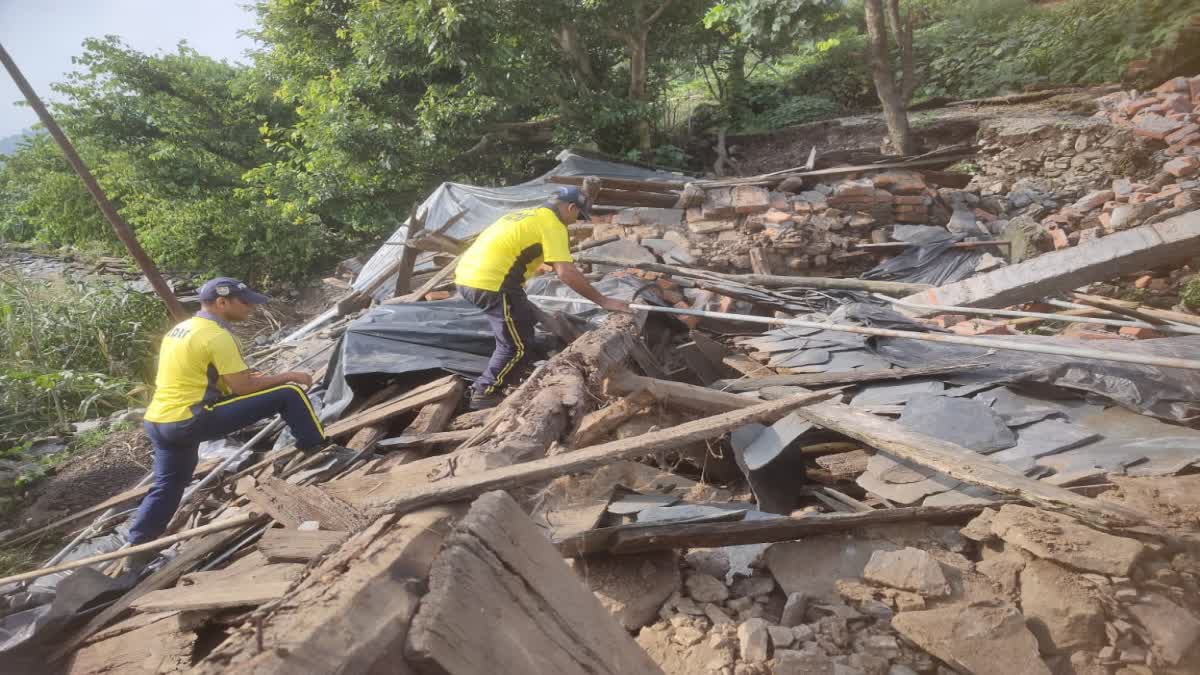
[129,278,328,547]
[455,186,631,410]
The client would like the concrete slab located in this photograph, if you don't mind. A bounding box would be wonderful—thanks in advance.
[901,210,1200,311]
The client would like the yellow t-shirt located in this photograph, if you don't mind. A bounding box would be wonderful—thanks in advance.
[144,316,249,423]
[455,207,573,292]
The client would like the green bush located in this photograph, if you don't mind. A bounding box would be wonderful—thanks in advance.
[0,274,167,445]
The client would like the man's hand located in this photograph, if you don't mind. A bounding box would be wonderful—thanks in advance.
[599,297,633,314]
[284,371,313,388]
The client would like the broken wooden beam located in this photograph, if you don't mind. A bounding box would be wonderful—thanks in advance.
[570,388,655,448]
[901,211,1200,312]
[235,476,366,531]
[548,174,686,193]
[854,240,1010,252]
[377,428,479,450]
[131,580,292,613]
[364,387,840,518]
[611,375,1153,529]
[406,492,663,675]
[395,254,460,303]
[257,528,349,563]
[325,375,461,439]
[556,503,991,556]
[712,362,986,393]
[446,312,638,476]
[192,509,460,674]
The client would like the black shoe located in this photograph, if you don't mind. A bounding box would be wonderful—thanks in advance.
[468,389,504,410]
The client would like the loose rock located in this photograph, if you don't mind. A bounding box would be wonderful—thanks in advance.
[989,505,1147,576]
[1020,559,1106,653]
[892,601,1051,675]
[687,573,731,603]
[862,547,950,597]
[738,618,771,663]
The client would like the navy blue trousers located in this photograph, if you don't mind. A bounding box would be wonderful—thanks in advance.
[128,384,325,544]
[459,285,538,396]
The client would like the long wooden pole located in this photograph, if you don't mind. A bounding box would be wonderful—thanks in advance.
[0,42,187,321]
[529,296,1200,372]
[0,512,265,586]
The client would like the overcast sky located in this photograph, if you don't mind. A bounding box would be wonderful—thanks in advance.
[0,0,257,137]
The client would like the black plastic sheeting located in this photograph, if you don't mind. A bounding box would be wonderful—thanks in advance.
[315,275,650,425]
[860,225,988,286]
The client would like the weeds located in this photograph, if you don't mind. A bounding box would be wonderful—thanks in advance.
[0,271,167,446]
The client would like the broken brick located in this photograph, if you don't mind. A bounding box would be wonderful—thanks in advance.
[1120,97,1158,116]
[1134,275,1153,289]
[871,170,926,195]
[1119,326,1163,340]
[1162,93,1194,114]
[1134,113,1187,140]
[764,209,792,224]
[949,319,1016,336]
[929,314,968,329]
[1046,225,1070,250]
[424,290,452,301]
[1155,76,1192,95]
[1164,156,1200,177]
[1072,190,1114,212]
[732,185,771,215]
[1165,123,1200,146]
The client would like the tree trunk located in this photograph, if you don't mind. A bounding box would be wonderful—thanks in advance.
[629,31,652,153]
[863,0,917,155]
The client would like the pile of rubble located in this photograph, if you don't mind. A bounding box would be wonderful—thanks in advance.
[7,73,1200,675]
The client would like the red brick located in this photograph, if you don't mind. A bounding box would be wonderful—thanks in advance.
[1165,123,1200,146]
[769,192,789,211]
[1155,77,1191,95]
[1119,326,1163,339]
[1134,113,1187,140]
[732,185,771,214]
[1047,225,1070,250]
[764,208,792,224]
[929,314,968,329]
[1164,156,1200,177]
[871,170,926,195]
[1121,97,1158,116]
[424,290,452,301]
[1134,275,1153,289]
[893,194,929,206]
[1176,191,1200,210]
[1162,93,1194,114]
[948,319,1016,336]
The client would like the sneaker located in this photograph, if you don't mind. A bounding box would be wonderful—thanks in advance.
[468,389,504,411]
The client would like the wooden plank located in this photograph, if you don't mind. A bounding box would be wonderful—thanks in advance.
[610,371,758,413]
[236,476,366,531]
[1006,307,1104,329]
[192,508,460,674]
[364,387,841,518]
[52,519,259,663]
[406,491,662,675]
[711,361,986,393]
[398,255,460,303]
[378,428,479,450]
[326,376,460,438]
[181,560,304,588]
[62,608,193,675]
[257,528,349,563]
[555,503,990,556]
[403,379,464,435]
[131,580,292,613]
[570,389,655,449]
[548,174,686,193]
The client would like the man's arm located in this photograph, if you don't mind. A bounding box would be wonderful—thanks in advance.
[552,262,632,313]
[222,370,313,396]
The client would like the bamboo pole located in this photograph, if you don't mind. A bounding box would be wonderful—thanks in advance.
[0,512,265,586]
[527,296,1200,372]
[0,42,186,321]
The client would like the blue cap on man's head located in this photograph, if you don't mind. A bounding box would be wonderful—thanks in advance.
[197,277,271,304]
[552,186,592,220]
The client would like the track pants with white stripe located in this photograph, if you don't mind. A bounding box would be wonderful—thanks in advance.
[458,285,538,396]
[128,385,324,544]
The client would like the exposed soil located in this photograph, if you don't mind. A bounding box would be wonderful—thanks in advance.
[7,429,151,533]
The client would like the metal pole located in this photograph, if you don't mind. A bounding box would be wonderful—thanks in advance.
[527,295,1200,372]
[0,42,187,321]
[873,294,1200,336]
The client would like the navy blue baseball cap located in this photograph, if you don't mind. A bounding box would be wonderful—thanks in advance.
[553,186,592,220]
[197,277,271,304]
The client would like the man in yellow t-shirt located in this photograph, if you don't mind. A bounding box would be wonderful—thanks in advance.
[456,186,631,409]
[128,277,327,547]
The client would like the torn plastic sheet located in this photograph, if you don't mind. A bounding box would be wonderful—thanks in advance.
[868,334,1200,424]
[860,225,988,287]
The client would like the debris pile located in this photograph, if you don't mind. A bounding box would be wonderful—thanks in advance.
[5,75,1200,675]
